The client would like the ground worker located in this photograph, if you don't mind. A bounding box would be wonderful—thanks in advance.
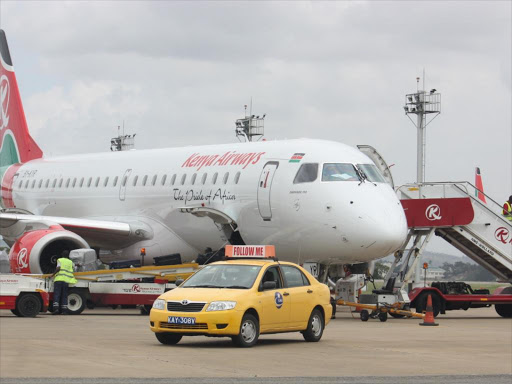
[51,250,77,315]
[503,195,512,221]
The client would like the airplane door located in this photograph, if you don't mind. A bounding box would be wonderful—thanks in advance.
[257,161,279,221]
[119,169,132,201]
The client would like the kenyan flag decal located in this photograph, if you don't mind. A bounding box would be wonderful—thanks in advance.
[289,153,305,163]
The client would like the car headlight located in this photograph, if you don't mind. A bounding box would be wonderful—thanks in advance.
[152,299,166,310]
[206,301,236,311]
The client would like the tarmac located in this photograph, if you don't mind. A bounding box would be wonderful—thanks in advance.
[0,306,511,383]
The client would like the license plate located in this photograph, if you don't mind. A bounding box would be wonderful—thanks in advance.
[168,316,196,325]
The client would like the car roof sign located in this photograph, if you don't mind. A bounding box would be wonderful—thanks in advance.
[225,245,276,259]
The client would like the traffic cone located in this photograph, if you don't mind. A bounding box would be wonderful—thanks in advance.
[419,294,439,326]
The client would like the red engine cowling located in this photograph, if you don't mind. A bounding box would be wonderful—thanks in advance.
[9,225,89,274]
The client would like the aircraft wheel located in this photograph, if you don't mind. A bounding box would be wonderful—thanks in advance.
[360,309,370,322]
[378,312,388,322]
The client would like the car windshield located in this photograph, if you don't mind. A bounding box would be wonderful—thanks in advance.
[182,264,262,289]
[322,163,360,181]
[356,164,386,183]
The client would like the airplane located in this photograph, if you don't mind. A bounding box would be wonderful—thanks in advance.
[0,29,407,275]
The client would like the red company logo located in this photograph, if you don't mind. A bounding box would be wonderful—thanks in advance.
[17,248,28,269]
[182,151,266,171]
[495,227,511,245]
[0,74,10,130]
[425,204,442,221]
[132,284,141,293]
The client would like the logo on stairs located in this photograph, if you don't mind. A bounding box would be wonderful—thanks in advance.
[425,204,442,221]
[495,227,510,244]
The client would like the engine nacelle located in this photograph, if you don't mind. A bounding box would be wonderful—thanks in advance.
[9,226,89,274]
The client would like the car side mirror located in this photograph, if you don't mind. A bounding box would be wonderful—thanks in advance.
[262,281,277,290]
[175,278,184,286]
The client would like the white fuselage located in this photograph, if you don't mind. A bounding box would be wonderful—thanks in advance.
[7,139,408,264]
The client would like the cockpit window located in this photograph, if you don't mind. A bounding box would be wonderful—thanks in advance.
[293,163,318,184]
[357,164,386,183]
[322,163,359,181]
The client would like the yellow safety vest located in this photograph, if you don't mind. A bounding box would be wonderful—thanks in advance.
[54,258,77,284]
[504,202,512,221]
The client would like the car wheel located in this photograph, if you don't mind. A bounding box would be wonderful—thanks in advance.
[155,333,183,345]
[67,289,86,315]
[303,309,324,342]
[378,312,388,322]
[360,309,370,322]
[16,294,42,317]
[232,313,259,348]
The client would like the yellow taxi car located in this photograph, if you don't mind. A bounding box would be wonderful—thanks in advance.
[149,245,332,347]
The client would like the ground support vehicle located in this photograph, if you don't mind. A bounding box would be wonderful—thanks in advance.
[337,297,424,322]
[38,263,199,315]
[150,245,333,347]
[408,283,512,318]
[0,274,49,317]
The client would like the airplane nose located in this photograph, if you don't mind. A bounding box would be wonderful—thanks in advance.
[364,189,408,255]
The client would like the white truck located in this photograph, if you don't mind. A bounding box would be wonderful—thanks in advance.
[0,274,50,317]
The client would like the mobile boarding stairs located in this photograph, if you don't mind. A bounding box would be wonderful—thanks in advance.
[394,181,512,288]
[337,181,512,317]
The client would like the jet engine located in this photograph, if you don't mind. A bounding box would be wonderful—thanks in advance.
[9,225,89,274]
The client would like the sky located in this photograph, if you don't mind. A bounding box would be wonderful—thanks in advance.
[0,0,510,256]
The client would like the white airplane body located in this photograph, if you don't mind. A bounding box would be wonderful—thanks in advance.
[0,30,407,274]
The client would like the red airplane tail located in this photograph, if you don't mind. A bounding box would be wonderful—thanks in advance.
[0,29,43,168]
[474,167,487,204]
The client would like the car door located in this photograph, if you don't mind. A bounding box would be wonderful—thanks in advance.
[281,265,315,329]
[256,266,291,332]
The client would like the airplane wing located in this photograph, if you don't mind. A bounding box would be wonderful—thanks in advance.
[0,213,153,249]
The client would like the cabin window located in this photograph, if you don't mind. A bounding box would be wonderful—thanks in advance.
[356,164,386,183]
[51,179,57,188]
[80,178,84,188]
[122,176,127,187]
[180,174,187,185]
[142,175,148,186]
[38,179,43,189]
[87,178,92,187]
[293,163,318,184]
[113,176,118,187]
[31,180,36,189]
[133,176,139,186]
[321,163,359,182]
[45,179,50,188]
[65,178,70,188]
[223,172,229,185]
[104,177,109,187]
[25,180,29,188]
[18,180,23,188]
[170,174,176,186]
[72,178,77,188]
[212,172,218,185]
[161,175,167,186]
[201,173,207,185]
[191,173,197,185]
[58,179,63,188]
[151,175,157,186]
[234,172,241,184]
[95,177,100,187]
